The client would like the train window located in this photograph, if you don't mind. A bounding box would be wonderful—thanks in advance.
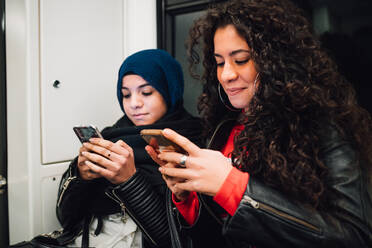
[157,0,372,114]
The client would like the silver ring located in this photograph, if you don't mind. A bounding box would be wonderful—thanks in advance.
[179,155,188,167]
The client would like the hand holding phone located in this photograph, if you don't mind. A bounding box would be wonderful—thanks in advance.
[73,125,103,143]
[140,129,186,154]
[72,125,103,180]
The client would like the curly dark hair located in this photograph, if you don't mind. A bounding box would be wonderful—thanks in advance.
[187,0,372,208]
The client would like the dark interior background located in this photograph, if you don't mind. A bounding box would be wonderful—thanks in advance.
[157,0,372,115]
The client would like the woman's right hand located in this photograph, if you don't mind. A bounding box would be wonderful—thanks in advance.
[147,129,233,197]
[146,145,190,201]
[77,146,101,180]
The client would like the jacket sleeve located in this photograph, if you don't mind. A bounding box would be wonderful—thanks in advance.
[56,158,96,233]
[222,128,372,247]
[105,169,171,247]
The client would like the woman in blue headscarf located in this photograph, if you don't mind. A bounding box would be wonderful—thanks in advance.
[53,49,202,248]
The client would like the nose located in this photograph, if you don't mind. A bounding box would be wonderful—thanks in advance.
[220,62,238,83]
[129,93,144,109]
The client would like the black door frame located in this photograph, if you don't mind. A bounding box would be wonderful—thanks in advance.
[0,0,9,246]
[156,0,225,55]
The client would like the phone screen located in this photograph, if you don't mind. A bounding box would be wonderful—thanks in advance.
[73,125,103,143]
[140,129,186,153]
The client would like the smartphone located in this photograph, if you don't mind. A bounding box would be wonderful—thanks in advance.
[73,125,103,143]
[140,129,186,153]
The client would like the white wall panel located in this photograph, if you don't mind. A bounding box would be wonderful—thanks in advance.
[40,0,123,164]
[123,0,157,56]
[41,173,63,233]
[6,0,36,242]
[6,0,157,244]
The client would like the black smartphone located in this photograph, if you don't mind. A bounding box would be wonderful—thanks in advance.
[73,125,103,143]
[140,129,186,153]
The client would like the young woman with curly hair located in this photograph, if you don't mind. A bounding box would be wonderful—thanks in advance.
[146,0,372,247]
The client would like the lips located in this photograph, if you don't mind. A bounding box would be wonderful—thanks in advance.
[225,87,246,96]
[131,113,148,119]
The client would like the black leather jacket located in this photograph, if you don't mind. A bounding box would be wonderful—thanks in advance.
[55,109,202,248]
[171,119,372,248]
[55,159,170,248]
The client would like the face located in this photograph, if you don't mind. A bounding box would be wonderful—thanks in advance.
[214,24,259,110]
[122,74,167,126]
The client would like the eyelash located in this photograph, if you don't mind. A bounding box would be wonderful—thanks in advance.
[236,59,249,65]
[122,91,153,99]
[216,62,224,67]
[216,59,250,67]
[142,92,152,96]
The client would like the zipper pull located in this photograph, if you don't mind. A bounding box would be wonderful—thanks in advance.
[120,203,127,223]
[242,195,259,209]
[63,177,75,188]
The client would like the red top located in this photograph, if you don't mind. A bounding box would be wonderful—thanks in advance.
[174,124,249,225]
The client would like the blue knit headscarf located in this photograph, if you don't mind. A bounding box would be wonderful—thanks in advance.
[117,49,184,114]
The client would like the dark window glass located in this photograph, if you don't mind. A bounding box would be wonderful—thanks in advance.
[158,0,372,114]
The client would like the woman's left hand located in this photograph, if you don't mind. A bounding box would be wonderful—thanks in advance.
[81,138,136,184]
[157,129,233,196]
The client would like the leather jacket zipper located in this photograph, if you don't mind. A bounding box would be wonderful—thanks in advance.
[41,228,84,245]
[57,174,77,207]
[208,120,321,234]
[105,190,158,246]
[242,195,321,234]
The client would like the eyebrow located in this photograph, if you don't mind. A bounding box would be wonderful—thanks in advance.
[122,83,151,90]
[214,49,250,57]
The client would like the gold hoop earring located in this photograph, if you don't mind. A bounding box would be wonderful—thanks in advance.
[218,84,240,112]
[253,72,260,92]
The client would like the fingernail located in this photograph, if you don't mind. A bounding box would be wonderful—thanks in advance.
[163,129,171,135]
[158,167,163,172]
[82,151,88,156]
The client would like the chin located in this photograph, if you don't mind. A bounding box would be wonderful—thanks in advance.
[229,98,251,110]
[135,121,149,126]
[229,101,247,110]
[129,119,144,126]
